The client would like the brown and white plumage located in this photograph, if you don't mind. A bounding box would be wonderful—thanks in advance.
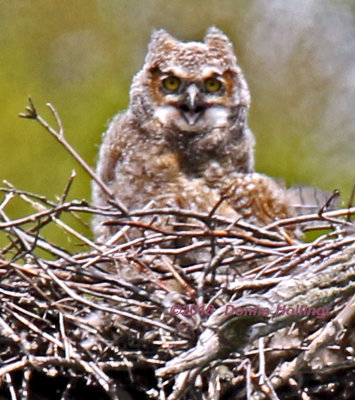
[92,28,301,244]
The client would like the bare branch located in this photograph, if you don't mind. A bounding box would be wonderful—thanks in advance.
[19,98,128,214]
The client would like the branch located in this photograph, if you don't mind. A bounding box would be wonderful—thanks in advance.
[19,97,128,214]
[157,241,355,377]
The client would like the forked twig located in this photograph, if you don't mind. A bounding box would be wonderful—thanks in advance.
[19,97,128,214]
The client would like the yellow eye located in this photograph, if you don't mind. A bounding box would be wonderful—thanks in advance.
[162,76,181,92]
[204,77,222,93]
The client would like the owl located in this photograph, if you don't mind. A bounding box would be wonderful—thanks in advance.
[92,27,295,244]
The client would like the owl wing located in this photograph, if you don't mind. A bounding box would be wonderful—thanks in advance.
[286,185,340,216]
[225,173,293,226]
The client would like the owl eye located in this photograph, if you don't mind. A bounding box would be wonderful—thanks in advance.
[204,77,222,93]
[162,76,181,92]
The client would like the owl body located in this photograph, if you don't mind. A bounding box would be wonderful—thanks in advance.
[92,28,293,243]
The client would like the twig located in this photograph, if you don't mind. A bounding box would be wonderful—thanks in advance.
[19,98,127,214]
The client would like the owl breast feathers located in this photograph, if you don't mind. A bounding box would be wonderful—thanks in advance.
[92,27,296,243]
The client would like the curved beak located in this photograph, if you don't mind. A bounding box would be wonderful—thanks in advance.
[181,84,204,125]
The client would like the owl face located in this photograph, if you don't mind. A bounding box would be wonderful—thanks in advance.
[129,27,253,170]
[149,65,237,133]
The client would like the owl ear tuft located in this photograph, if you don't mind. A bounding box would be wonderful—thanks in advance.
[204,27,234,54]
[145,29,177,69]
[148,29,177,53]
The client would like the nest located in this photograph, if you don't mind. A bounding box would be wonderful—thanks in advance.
[1,100,355,399]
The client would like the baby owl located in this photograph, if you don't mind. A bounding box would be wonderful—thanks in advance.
[92,27,295,243]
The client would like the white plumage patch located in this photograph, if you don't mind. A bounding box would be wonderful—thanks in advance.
[154,106,178,124]
[204,106,229,127]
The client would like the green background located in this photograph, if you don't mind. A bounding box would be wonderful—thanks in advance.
[1,0,354,244]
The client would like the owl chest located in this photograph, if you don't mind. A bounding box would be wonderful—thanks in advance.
[112,138,180,206]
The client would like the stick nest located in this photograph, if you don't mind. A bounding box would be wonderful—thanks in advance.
[1,100,354,399]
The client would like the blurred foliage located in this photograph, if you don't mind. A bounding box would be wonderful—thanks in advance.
[1,0,354,246]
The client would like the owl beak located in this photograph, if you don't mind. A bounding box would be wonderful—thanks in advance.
[185,84,199,110]
[182,110,202,125]
[181,84,203,125]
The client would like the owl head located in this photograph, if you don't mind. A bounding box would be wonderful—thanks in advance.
[130,27,254,173]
